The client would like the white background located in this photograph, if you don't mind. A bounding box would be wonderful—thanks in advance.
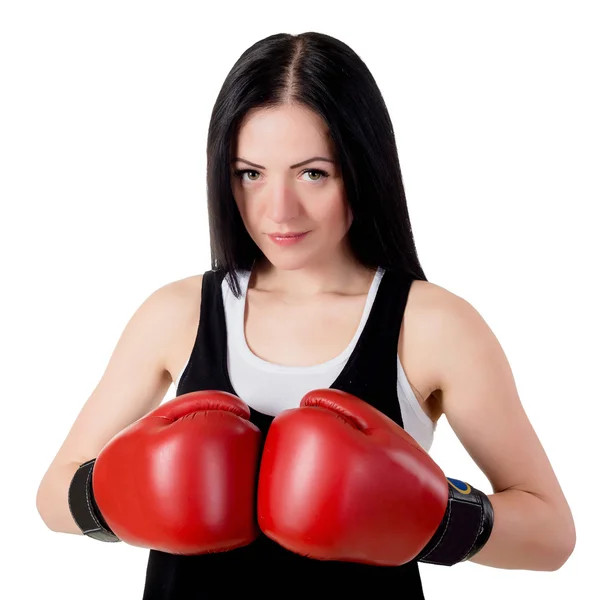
[1,1,598,598]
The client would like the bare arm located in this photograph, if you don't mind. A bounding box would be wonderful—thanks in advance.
[36,277,199,534]
[424,285,576,571]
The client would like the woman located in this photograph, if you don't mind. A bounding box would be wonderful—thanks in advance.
[36,31,576,598]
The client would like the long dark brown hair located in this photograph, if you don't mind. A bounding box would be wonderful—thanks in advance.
[206,31,427,297]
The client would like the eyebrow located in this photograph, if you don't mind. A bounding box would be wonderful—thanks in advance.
[231,156,335,169]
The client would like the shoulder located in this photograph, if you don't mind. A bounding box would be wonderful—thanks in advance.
[150,273,205,313]
[402,279,474,345]
[405,279,510,410]
[161,273,206,324]
[142,273,205,383]
[401,278,495,395]
[144,273,205,350]
[405,279,482,333]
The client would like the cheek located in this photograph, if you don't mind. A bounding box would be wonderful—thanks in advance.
[326,196,352,229]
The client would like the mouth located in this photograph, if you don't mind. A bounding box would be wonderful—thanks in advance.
[266,231,310,245]
[269,231,308,237]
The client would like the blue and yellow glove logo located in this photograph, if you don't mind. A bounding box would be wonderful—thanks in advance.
[447,477,472,495]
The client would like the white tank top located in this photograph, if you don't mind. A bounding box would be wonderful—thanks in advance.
[175,267,436,451]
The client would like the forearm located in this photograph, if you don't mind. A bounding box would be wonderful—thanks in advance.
[467,488,575,571]
[36,462,83,535]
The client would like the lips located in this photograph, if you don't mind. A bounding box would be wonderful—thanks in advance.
[267,231,310,245]
[269,232,308,237]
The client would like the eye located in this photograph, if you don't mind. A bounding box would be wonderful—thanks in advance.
[232,169,260,182]
[302,169,330,182]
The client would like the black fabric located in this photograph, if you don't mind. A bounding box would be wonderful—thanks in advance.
[142,268,426,599]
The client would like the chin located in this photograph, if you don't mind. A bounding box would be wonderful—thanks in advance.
[263,255,310,271]
[258,247,319,271]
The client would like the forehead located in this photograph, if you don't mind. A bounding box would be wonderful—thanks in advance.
[236,104,331,154]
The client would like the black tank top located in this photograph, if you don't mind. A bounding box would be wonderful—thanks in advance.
[141,268,426,599]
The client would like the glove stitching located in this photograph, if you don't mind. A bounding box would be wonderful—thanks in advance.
[85,464,101,531]
[419,497,452,562]
[460,495,484,562]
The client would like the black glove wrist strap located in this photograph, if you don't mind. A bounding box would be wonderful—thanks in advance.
[416,477,494,566]
[68,459,120,543]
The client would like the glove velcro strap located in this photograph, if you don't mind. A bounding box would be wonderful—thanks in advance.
[68,459,120,543]
[416,477,494,566]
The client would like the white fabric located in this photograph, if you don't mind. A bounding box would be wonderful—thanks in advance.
[175,267,436,451]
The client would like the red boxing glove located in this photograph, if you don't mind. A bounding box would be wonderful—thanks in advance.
[257,388,448,566]
[90,390,262,554]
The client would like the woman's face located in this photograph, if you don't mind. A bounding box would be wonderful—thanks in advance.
[230,103,352,271]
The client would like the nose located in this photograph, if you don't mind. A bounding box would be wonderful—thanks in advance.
[265,179,302,224]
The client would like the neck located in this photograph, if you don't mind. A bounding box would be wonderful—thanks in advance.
[250,249,376,299]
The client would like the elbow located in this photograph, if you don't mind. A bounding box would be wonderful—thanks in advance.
[36,480,59,532]
[35,483,51,530]
[547,518,577,571]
